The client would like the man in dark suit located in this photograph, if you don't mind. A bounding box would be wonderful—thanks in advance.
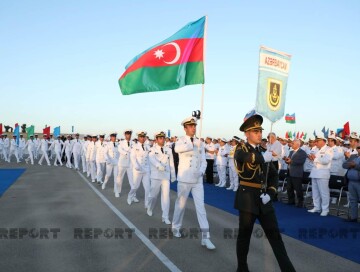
[285,139,307,207]
[234,113,295,272]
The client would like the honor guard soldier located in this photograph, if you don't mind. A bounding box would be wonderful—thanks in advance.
[115,129,134,195]
[103,132,120,197]
[171,117,216,250]
[234,113,295,272]
[86,135,98,183]
[128,131,151,206]
[24,135,36,165]
[62,135,73,168]
[51,136,63,166]
[95,134,107,185]
[71,133,83,170]
[147,131,176,224]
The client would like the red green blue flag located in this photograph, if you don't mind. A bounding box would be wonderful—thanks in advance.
[285,113,295,124]
[119,17,206,95]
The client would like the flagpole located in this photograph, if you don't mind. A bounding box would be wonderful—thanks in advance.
[198,15,208,141]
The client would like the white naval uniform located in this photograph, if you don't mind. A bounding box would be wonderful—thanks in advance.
[329,145,346,176]
[0,138,3,160]
[86,141,97,182]
[128,142,151,207]
[117,140,133,194]
[18,137,26,159]
[309,145,333,213]
[148,145,176,220]
[24,139,36,164]
[95,141,106,182]
[62,140,73,168]
[280,144,290,170]
[103,141,120,192]
[48,137,55,159]
[172,136,210,239]
[38,139,51,165]
[72,139,83,170]
[51,139,63,166]
[216,144,229,187]
[228,144,238,190]
[82,140,90,174]
[9,139,20,163]
[33,138,40,159]
[3,137,10,161]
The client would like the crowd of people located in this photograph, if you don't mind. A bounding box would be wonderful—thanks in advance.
[0,125,359,224]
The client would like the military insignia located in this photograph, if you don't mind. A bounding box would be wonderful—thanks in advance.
[267,78,282,111]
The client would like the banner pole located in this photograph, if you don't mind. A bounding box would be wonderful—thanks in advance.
[198,15,208,141]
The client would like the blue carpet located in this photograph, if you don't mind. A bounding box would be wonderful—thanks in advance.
[0,169,26,197]
[170,182,360,264]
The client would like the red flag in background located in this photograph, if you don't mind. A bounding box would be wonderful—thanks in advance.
[285,132,289,139]
[343,122,350,139]
[300,132,304,139]
[296,132,299,139]
[0,123,2,135]
[43,126,50,137]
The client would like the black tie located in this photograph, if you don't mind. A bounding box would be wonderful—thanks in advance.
[113,142,115,147]
[127,141,130,147]
[255,146,260,152]
[161,147,164,154]
[190,137,194,145]
[77,139,78,143]
[142,144,145,151]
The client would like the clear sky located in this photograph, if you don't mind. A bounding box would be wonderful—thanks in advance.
[1,0,359,140]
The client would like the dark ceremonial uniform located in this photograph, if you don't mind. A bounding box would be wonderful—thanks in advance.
[234,114,295,272]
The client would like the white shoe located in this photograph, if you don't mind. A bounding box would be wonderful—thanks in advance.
[127,197,132,205]
[215,183,220,187]
[172,229,181,238]
[162,218,171,225]
[320,211,328,216]
[25,159,28,164]
[201,239,216,250]
[115,193,120,198]
[38,163,42,166]
[331,197,337,204]
[308,208,321,213]
[54,164,58,166]
[226,186,234,190]
[233,187,238,192]
[101,183,106,190]
[218,183,225,188]
[48,164,51,166]
[91,179,96,183]
[132,197,139,203]
[343,202,350,208]
[147,208,152,216]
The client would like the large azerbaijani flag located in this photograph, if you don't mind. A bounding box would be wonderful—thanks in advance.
[119,17,206,95]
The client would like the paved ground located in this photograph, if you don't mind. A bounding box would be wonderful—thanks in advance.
[0,162,359,272]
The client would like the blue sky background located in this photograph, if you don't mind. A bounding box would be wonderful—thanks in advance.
[1,1,359,139]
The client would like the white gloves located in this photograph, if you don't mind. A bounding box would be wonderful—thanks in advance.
[262,151,273,163]
[157,165,165,172]
[260,193,271,205]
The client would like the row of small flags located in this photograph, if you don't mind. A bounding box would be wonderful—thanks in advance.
[0,123,62,140]
[285,131,307,140]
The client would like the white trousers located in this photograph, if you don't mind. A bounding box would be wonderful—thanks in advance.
[82,154,87,172]
[26,150,34,164]
[128,170,150,208]
[148,178,170,220]
[96,162,106,182]
[117,166,133,194]
[54,150,63,165]
[229,160,238,188]
[217,165,227,186]
[9,148,20,162]
[39,150,50,165]
[172,182,210,238]
[73,151,81,169]
[104,164,118,193]
[19,148,24,159]
[1,148,7,161]
[88,161,97,181]
[65,151,72,168]
[311,178,330,213]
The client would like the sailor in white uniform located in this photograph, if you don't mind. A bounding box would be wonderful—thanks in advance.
[115,129,134,195]
[128,131,151,206]
[147,131,176,224]
[171,117,215,250]
[103,133,120,197]
[71,133,83,170]
[95,134,107,184]
[24,135,36,165]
